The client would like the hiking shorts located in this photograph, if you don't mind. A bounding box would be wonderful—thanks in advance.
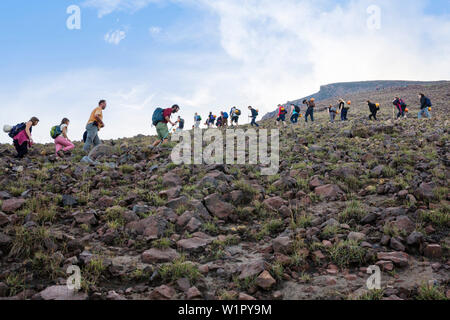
[156,122,169,140]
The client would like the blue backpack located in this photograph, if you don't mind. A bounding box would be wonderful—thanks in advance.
[223,112,229,119]
[8,123,26,139]
[50,125,62,139]
[152,108,165,126]
[425,98,432,107]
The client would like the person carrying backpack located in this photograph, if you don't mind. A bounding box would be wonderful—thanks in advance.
[418,93,432,119]
[248,106,259,127]
[222,111,229,127]
[207,113,216,128]
[329,104,338,123]
[367,100,379,121]
[276,105,288,126]
[339,99,350,121]
[304,98,315,123]
[53,118,75,158]
[216,114,224,128]
[9,117,39,159]
[83,100,106,153]
[152,104,180,148]
[176,116,185,132]
[393,97,407,119]
[290,104,301,124]
[230,107,240,126]
[194,113,202,128]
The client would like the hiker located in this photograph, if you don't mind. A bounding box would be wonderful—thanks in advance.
[290,104,301,124]
[249,106,259,127]
[83,100,106,153]
[11,117,39,159]
[393,97,407,119]
[418,93,432,119]
[53,118,75,158]
[194,113,202,128]
[339,99,350,121]
[216,114,224,128]
[230,107,240,126]
[276,105,287,126]
[152,104,180,148]
[367,100,379,121]
[328,104,338,123]
[176,116,185,132]
[222,111,229,127]
[304,98,315,123]
[207,113,216,128]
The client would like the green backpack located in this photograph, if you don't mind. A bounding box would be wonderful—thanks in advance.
[50,125,62,139]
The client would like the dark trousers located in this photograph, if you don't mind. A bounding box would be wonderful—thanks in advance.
[341,108,348,121]
[305,108,314,122]
[14,140,28,158]
[369,109,378,120]
[396,107,405,119]
[291,113,299,124]
[251,117,259,127]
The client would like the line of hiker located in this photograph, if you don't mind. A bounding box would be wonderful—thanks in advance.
[2,93,433,159]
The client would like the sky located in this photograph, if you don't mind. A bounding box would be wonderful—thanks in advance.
[0,0,449,143]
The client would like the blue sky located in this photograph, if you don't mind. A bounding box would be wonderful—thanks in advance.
[0,0,449,143]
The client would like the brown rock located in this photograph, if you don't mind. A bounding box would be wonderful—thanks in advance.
[377,252,409,267]
[162,172,182,188]
[239,293,257,300]
[392,216,415,234]
[186,287,202,300]
[73,211,97,225]
[177,237,210,252]
[272,236,293,254]
[1,198,25,213]
[263,197,287,211]
[423,244,442,258]
[141,248,180,264]
[314,184,344,201]
[239,260,265,280]
[149,285,175,300]
[256,271,276,290]
[37,286,88,300]
[0,212,10,227]
[204,193,235,219]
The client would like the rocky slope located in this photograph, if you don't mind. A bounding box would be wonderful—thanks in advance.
[262,80,449,120]
[0,82,448,301]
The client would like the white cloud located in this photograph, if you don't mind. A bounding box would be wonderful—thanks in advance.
[149,26,162,35]
[104,29,127,44]
[83,0,161,18]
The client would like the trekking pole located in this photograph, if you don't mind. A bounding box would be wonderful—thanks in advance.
[155,125,175,149]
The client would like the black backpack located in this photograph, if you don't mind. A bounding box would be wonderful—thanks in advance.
[294,105,300,113]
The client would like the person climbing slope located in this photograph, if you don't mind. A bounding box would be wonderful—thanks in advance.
[222,111,229,127]
[276,105,288,127]
[194,113,202,128]
[53,118,75,158]
[152,104,180,148]
[393,97,407,119]
[8,117,39,159]
[304,98,315,123]
[83,100,106,153]
[329,104,338,123]
[290,104,301,124]
[367,100,379,121]
[418,93,432,119]
[176,116,185,132]
[230,107,241,127]
[339,99,350,121]
[248,106,259,127]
